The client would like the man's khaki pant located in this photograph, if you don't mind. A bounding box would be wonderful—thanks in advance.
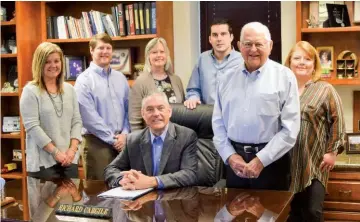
[81,135,118,180]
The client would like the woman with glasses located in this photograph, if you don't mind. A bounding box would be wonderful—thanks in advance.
[129,37,185,131]
[284,41,346,222]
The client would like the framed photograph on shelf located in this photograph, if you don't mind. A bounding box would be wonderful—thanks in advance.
[318,1,333,27]
[2,116,20,133]
[12,149,22,161]
[64,55,87,80]
[346,133,360,154]
[326,3,351,27]
[317,46,334,71]
[110,48,132,75]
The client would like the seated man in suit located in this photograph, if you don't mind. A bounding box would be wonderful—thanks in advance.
[104,92,198,190]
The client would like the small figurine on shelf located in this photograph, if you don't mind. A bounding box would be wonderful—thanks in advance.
[306,15,320,28]
[1,41,9,54]
[133,63,145,79]
[13,149,22,161]
[6,36,16,53]
[1,82,15,92]
[0,6,6,21]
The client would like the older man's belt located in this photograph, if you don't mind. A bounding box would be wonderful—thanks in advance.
[230,140,268,154]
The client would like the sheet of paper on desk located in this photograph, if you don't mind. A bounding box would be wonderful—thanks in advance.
[97,187,154,200]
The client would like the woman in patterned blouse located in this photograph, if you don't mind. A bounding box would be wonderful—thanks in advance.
[129,37,185,131]
[284,41,346,222]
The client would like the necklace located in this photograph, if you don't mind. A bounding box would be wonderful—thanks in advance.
[46,90,63,117]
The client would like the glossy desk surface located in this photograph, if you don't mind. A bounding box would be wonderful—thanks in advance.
[1,177,293,222]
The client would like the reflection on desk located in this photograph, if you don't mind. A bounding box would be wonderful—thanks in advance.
[1,177,293,222]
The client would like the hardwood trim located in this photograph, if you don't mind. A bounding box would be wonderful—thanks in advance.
[1,172,23,179]
[296,1,302,42]
[156,1,174,66]
[46,34,157,43]
[1,54,17,58]
[40,2,47,41]
[301,26,360,33]
[22,176,29,220]
[0,92,19,97]
[329,172,360,180]
[1,20,16,26]
[1,133,21,139]
[324,78,360,85]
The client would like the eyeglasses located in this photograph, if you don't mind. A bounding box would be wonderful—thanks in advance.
[241,41,268,50]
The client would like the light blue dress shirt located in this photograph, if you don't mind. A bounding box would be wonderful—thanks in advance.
[74,62,130,145]
[150,124,169,189]
[186,49,243,104]
[212,59,300,167]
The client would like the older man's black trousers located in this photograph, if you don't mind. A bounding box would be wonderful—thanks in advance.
[226,142,291,190]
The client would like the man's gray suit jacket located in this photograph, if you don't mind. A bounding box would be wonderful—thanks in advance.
[104,122,198,189]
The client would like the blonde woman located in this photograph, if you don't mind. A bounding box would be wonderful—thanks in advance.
[129,37,185,131]
[284,41,345,221]
[20,42,82,179]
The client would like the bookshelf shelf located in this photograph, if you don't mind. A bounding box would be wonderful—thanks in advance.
[1,54,17,58]
[1,172,23,179]
[297,1,360,86]
[301,26,360,33]
[1,20,16,26]
[46,34,157,43]
[1,133,21,139]
[324,78,360,85]
[0,92,19,97]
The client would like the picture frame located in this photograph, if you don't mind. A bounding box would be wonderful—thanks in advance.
[64,55,87,80]
[346,133,360,154]
[326,3,351,27]
[355,1,360,23]
[318,1,333,27]
[2,116,20,133]
[317,46,334,71]
[12,149,22,161]
[110,48,132,75]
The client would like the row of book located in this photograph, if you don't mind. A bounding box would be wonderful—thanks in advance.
[46,2,156,39]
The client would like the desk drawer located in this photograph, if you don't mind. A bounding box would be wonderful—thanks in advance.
[324,201,360,212]
[326,181,360,201]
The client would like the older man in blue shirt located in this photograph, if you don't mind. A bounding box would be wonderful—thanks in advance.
[184,18,242,109]
[75,33,130,180]
[212,22,300,190]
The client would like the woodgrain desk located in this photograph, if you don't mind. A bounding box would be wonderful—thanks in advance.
[1,177,293,221]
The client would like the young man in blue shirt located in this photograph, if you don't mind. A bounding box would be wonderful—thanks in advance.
[184,18,243,109]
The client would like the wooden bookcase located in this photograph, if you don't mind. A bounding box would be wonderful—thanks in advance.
[1,1,42,220]
[40,1,174,82]
[296,1,360,85]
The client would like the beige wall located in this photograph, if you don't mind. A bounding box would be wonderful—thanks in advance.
[173,1,200,88]
[172,1,359,132]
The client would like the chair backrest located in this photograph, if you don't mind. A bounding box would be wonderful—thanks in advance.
[170,104,224,186]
